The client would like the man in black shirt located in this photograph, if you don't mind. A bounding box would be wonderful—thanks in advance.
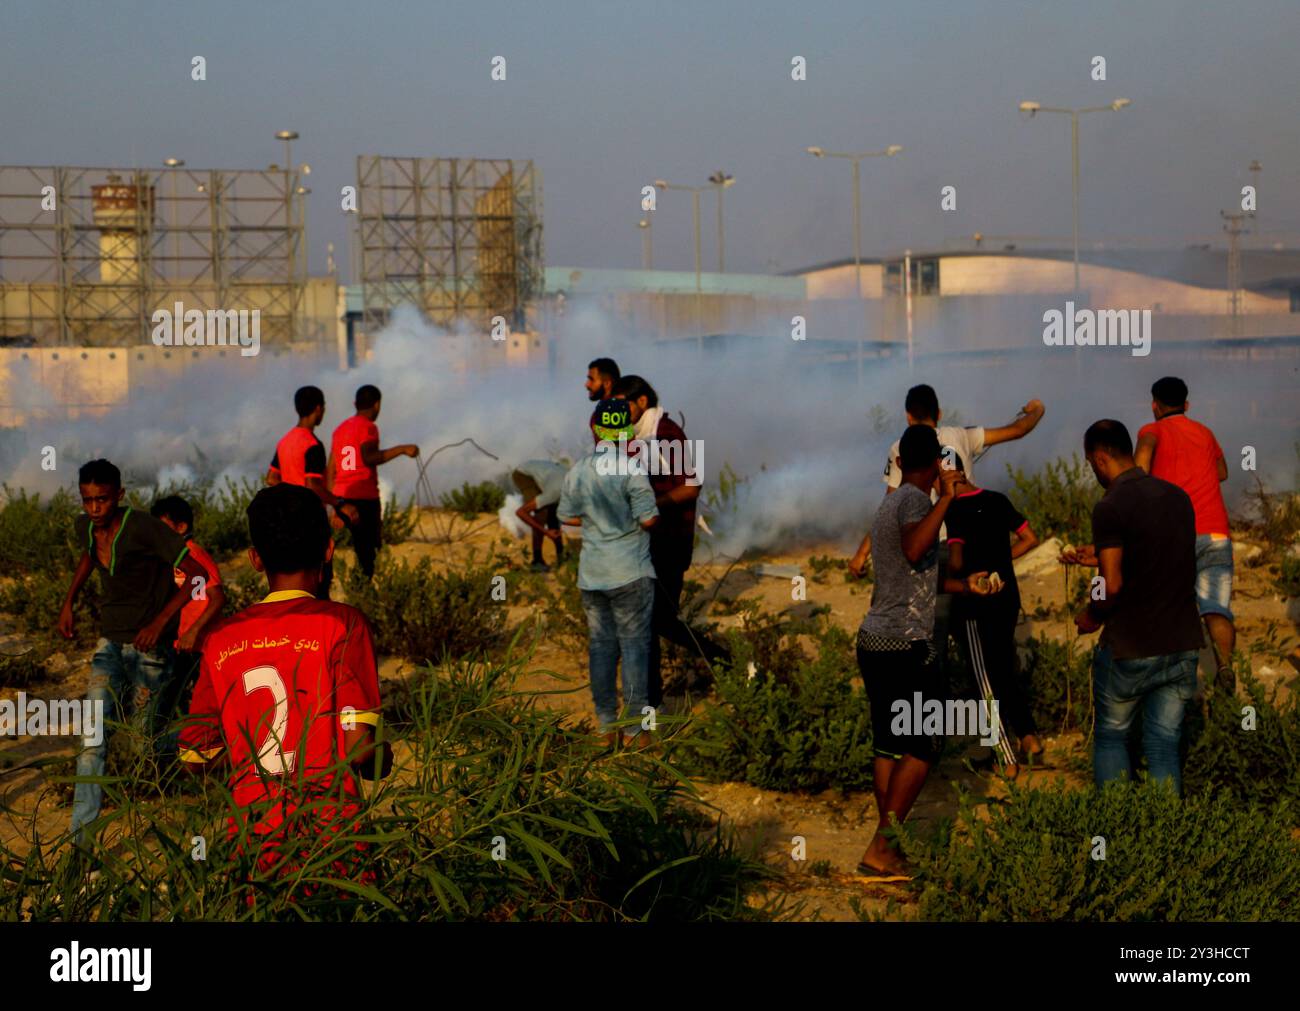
[60,459,212,842]
[1062,420,1202,792]
[944,455,1041,776]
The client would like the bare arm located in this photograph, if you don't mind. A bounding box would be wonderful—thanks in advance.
[178,580,227,652]
[345,725,393,781]
[1010,523,1039,560]
[361,440,420,468]
[982,399,1045,447]
[657,484,700,509]
[265,468,282,487]
[900,471,961,563]
[135,555,209,652]
[57,552,95,639]
[848,532,872,578]
[1216,455,1228,482]
[1134,433,1157,473]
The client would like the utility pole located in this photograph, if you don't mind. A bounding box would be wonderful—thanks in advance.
[1221,210,1251,336]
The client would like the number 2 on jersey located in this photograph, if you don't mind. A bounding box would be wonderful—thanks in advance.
[242,665,297,776]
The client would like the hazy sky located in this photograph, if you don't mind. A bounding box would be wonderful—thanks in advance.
[4,0,1297,277]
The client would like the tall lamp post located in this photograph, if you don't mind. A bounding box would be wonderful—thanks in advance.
[805,144,902,383]
[638,217,652,270]
[1017,99,1131,296]
[163,158,184,278]
[654,178,708,352]
[707,170,734,272]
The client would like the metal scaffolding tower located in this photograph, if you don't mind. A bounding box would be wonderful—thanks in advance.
[356,155,543,335]
[0,164,305,346]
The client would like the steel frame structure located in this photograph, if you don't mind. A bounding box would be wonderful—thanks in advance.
[356,155,543,334]
[0,165,304,346]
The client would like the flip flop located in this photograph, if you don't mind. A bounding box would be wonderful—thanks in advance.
[854,862,912,883]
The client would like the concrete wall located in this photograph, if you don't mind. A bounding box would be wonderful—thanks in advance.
[0,342,333,426]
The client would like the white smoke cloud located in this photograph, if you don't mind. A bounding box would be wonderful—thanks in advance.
[2,298,1295,556]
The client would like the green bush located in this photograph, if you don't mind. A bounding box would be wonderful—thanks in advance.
[1005,454,1101,544]
[220,567,267,616]
[440,481,506,519]
[1018,634,1093,736]
[343,555,508,663]
[1,658,784,922]
[0,486,83,577]
[334,495,420,550]
[676,606,874,792]
[900,779,1300,921]
[0,573,99,646]
[1184,664,1300,807]
[184,477,260,560]
[0,649,46,689]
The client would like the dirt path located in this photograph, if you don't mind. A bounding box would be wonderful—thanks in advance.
[2,507,1296,919]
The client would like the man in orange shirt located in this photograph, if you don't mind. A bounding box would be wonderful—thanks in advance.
[327,384,419,578]
[267,386,358,599]
[1135,376,1235,687]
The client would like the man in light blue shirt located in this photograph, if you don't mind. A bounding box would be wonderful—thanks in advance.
[558,399,659,745]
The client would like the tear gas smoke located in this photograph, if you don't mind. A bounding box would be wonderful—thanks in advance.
[1,300,1295,557]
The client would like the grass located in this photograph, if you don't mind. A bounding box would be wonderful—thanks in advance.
[0,656,785,922]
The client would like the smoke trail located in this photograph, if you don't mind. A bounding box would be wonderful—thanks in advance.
[2,298,1295,555]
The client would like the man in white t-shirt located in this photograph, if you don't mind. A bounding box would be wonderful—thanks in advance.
[881,384,1046,495]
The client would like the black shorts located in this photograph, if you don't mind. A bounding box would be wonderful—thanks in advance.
[857,630,943,763]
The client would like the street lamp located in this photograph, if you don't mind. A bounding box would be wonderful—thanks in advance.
[806,143,902,385]
[805,144,902,300]
[1018,98,1131,295]
[276,131,302,328]
[163,158,185,274]
[638,217,652,270]
[655,178,710,351]
[707,170,735,272]
[654,179,707,293]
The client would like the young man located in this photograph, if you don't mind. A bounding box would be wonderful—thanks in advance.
[1135,376,1235,689]
[150,494,228,738]
[1063,420,1202,793]
[943,455,1041,776]
[864,384,1046,677]
[881,384,1046,494]
[558,399,658,747]
[612,374,728,704]
[180,483,391,884]
[267,385,358,598]
[59,460,212,842]
[585,357,620,404]
[855,426,993,877]
[327,384,419,579]
[511,459,568,571]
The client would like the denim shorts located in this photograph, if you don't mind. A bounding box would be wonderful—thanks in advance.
[1194,534,1233,621]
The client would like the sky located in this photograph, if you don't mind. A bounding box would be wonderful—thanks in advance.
[3,0,1298,278]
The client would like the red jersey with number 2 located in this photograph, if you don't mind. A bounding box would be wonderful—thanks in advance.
[182,591,382,860]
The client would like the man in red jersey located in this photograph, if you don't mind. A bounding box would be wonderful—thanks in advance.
[1135,376,1235,689]
[180,483,391,888]
[327,384,419,578]
[267,385,358,598]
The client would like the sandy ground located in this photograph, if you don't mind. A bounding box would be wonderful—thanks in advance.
[2,506,1297,920]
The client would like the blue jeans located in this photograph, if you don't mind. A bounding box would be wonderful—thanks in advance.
[1092,644,1198,793]
[580,577,654,734]
[71,638,177,841]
